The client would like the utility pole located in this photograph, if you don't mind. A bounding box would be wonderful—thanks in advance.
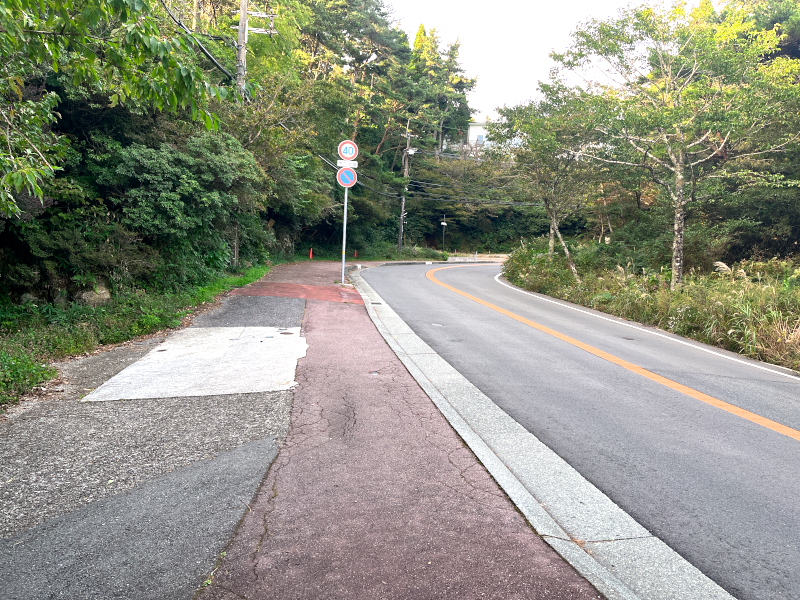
[236,0,248,95]
[398,118,415,252]
[233,3,278,97]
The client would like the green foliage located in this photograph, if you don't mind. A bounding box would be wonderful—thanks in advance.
[0,0,229,216]
[0,350,57,405]
[0,130,272,296]
[8,0,800,299]
[0,91,67,217]
[503,239,579,295]
[409,26,475,151]
[352,242,447,261]
[189,265,271,304]
[548,0,800,287]
[0,0,497,293]
[491,85,597,275]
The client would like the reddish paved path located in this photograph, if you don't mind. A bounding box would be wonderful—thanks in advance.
[200,262,603,600]
[231,282,363,304]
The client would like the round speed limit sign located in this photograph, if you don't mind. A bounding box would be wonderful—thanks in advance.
[338,140,359,161]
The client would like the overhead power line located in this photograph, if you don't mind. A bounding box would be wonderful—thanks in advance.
[317,154,537,206]
[410,197,542,207]
[158,0,235,82]
[409,179,517,194]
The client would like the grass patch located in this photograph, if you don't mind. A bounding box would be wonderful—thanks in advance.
[189,265,271,304]
[504,242,800,371]
[0,351,57,405]
[0,263,272,409]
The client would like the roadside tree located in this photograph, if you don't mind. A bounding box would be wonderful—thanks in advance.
[0,0,228,217]
[554,0,800,288]
[491,85,597,281]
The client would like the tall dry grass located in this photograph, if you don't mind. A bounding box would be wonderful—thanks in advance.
[504,243,800,371]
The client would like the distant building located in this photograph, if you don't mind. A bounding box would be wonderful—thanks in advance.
[441,121,492,156]
[468,121,489,147]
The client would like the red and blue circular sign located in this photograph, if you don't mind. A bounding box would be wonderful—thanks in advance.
[338,140,359,160]
[336,167,357,188]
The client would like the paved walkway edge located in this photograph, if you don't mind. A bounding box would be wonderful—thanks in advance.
[351,268,737,600]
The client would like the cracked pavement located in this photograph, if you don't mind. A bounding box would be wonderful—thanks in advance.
[199,262,604,600]
[1,261,605,599]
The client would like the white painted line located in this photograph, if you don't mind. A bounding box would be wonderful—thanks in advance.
[82,327,307,401]
[352,269,736,600]
[494,273,800,381]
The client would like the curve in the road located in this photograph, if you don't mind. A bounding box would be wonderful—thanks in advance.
[353,265,736,600]
[427,265,800,443]
[359,262,800,600]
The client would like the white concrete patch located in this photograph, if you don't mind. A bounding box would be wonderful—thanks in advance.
[82,327,307,402]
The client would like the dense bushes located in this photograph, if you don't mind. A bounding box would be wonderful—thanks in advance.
[96,131,274,286]
[0,131,272,299]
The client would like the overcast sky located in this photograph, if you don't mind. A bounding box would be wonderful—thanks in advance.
[385,0,637,121]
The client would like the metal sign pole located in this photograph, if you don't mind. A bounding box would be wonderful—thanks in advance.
[341,186,349,284]
[336,140,358,285]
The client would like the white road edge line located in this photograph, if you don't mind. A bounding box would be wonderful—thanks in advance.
[351,267,736,600]
[493,272,800,381]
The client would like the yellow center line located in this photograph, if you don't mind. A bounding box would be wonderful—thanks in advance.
[427,265,800,443]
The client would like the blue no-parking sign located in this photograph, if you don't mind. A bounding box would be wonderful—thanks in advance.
[336,167,357,188]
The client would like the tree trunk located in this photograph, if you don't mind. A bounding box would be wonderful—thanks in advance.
[670,173,687,290]
[374,117,393,155]
[437,117,446,159]
[191,0,200,30]
[552,214,580,282]
[350,111,361,142]
[546,199,556,259]
[233,223,240,268]
[602,197,613,234]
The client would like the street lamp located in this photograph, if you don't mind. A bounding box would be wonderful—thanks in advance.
[441,215,447,250]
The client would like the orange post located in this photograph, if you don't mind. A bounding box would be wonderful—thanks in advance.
[309,247,314,260]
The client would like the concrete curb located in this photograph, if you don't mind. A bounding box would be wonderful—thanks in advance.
[351,268,737,600]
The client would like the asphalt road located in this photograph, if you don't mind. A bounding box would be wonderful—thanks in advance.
[361,263,800,600]
[0,294,302,600]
